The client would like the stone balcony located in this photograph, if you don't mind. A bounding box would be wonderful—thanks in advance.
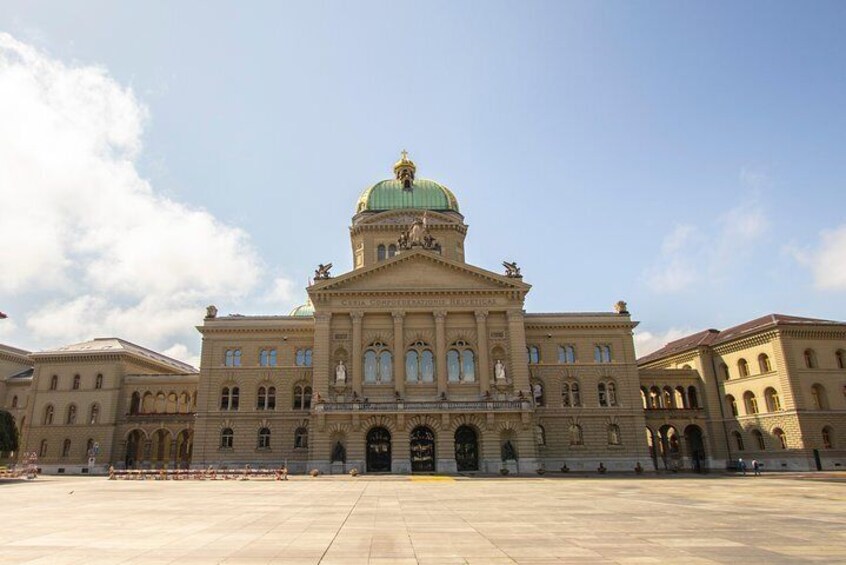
[316,400,530,413]
[125,412,197,422]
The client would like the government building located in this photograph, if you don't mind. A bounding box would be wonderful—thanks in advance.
[2,155,845,474]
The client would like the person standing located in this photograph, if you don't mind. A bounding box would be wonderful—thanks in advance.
[752,459,761,476]
[738,458,747,476]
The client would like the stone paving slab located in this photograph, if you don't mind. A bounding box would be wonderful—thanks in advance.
[1,474,845,564]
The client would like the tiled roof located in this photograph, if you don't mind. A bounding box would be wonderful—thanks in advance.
[637,314,845,365]
[34,338,197,373]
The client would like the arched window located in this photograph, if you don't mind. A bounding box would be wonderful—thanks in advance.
[608,424,621,445]
[95,374,103,389]
[294,385,312,410]
[260,349,277,367]
[535,425,546,446]
[527,345,540,364]
[294,427,308,449]
[737,358,749,377]
[743,391,758,415]
[406,341,434,383]
[594,344,612,363]
[733,431,745,451]
[662,386,673,408]
[72,375,80,390]
[44,404,54,425]
[726,394,738,417]
[388,244,397,258]
[562,382,572,407]
[598,383,607,407]
[62,438,72,458]
[640,387,648,409]
[569,424,583,446]
[50,375,58,390]
[257,427,271,449]
[220,428,234,449]
[257,387,267,410]
[674,386,687,409]
[764,387,781,412]
[804,348,817,369]
[86,438,94,458]
[570,381,581,407]
[758,354,772,374]
[39,439,48,457]
[721,363,730,380]
[266,386,276,410]
[837,350,846,370]
[774,428,787,449]
[608,382,618,406]
[447,340,475,382]
[363,341,392,383]
[752,429,766,451]
[89,404,100,425]
[687,386,699,408]
[822,426,834,449]
[224,348,241,367]
[219,387,239,411]
[558,345,576,364]
[11,395,17,409]
[66,404,77,425]
[811,383,827,410]
[377,244,386,261]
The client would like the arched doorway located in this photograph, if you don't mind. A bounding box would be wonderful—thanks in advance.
[366,427,391,472]
[454,425,479,472]
[175,429,193,468]
[410,426,435,473]
[658,425,681,471]
[684,425,707,473]
[152,429,171,467]
[125,430,144,469]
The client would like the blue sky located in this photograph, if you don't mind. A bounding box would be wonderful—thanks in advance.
[2,2,846,363]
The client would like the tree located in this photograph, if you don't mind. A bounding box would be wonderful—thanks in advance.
[0,411,18,453]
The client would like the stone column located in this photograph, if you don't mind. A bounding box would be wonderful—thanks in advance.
[393,311,405,396]
[434,310,448,397]
[351,312,363,395]
[475,310,490,394]
[313,312,332,398]
[506,309,531,395]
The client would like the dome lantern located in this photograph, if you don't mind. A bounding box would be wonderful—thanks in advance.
[393,150,416,189]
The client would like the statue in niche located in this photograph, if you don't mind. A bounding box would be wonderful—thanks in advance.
[494,359,506,381]
[335,360,347,383]
[331,442,346,463]
[532,383,543,405]
[501,440,517,461]
[205,305,218,319]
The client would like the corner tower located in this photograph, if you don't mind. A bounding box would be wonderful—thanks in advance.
[350,152,468,269]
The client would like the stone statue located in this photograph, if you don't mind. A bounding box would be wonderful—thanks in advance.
[398,212,439,251]
[501,440,517,461]
[331,441,346,463]
[205,305,218,319]
[502,261,522,278]
[533,383,543,404]
[335,360,347,383]
[615,300,629,314]
[314,263,333,280]
[409,214,427,246]
[494,359,506,381]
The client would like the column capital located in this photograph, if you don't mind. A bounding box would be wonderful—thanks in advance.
[314,312,332,323]
[350,311,364,322]
[434,310,448,321]
[506,309,525,321]
[392,311,406,321]
[474,310,489,321]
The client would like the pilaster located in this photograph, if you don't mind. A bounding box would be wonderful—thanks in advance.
[393,311,405,396]
[506,309,530,395]
[313,312,332,398]
[351,313,363,395]
[475,310,490,394]
[434,310,447,397]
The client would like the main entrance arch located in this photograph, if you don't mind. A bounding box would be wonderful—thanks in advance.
[454,425,479,472]
[684,425,707,473]
[366,427,392,473]
[410,426,435,472]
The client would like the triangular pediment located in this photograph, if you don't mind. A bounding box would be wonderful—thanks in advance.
[309,250,530,295]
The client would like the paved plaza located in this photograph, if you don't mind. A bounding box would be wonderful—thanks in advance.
[1,474,845,564]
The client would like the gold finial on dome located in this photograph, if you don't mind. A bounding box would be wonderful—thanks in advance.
[393,149,416,188]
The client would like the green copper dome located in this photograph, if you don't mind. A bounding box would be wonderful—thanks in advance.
[355,152,460,214]
[356,178,460,214]
[288,301,314,317]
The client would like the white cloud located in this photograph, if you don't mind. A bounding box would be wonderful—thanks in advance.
[643,186,768,294]
[161,343,201,370]
[796,225,846,291]
[0,33,294,357]
[633,327,696,358]
[263,276,297,305]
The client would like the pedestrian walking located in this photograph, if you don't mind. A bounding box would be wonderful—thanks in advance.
[738,458,747,476]
[752,459,761,476]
